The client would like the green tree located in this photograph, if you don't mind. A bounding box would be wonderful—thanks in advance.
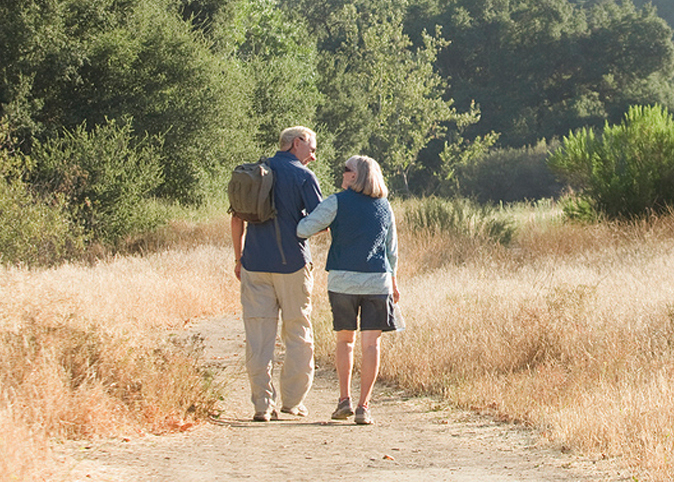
[29,118,164,244]
[577,0,674,30]
[549,104,674,219]
[420,0,674,148]
[450,139,562,203]
[0,0,258,203]
[283,0,472,193]
[209,0,322,150]
[0,118,84,265]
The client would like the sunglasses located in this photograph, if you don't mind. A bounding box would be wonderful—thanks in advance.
[344,165,353,173]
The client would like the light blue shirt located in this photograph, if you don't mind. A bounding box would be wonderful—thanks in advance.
[297,194,398,295]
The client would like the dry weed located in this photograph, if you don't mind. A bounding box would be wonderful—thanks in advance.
[0,407,56,482]
[5,202,674,481]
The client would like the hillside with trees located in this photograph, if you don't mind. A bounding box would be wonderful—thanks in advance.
[1,0,674,263]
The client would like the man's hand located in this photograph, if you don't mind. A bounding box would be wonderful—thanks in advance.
[231,216,245,282]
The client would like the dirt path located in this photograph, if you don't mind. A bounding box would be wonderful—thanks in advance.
[58,315,630,481]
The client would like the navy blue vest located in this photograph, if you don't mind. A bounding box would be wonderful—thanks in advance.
[326,189,392,273]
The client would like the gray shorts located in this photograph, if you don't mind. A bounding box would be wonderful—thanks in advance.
[328,291,398,332]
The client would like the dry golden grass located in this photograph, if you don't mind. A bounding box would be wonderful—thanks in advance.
[4,202,674,481]
[374,204,674,481]
[0,407,55,482]
[0,224,241,481]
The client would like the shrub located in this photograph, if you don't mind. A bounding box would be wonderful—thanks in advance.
[1,321,221,439]
[549,104,674,219]
[454,139,563,203]
[29,118,165,246]
[0,0,260,205]
[0,181,84,266]
[398,196,515,245]
[0,119,84,265]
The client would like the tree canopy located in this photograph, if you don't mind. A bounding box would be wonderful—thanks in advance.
[411,0,674,148]
[1,0,674,259]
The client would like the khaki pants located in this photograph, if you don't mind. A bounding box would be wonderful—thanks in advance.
[240,265,314,413]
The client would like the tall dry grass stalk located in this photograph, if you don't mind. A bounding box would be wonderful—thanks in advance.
[0,407,55,482]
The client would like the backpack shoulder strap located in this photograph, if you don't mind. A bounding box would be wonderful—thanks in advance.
[256,162,274,221]
[260,158,287,265]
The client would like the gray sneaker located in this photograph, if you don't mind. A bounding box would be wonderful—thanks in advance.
[355,406,373,425]
[331,398,354,420]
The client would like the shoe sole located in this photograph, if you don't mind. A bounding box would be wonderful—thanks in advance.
[281,407,308,417]
[253,410,279,422]
[331,410,354,420]
[355,418,373,425]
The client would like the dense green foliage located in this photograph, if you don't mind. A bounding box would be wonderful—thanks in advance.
[0,0,259,203]
[408,0,674,148]
[549,104,674,219]
[0,120,84,265]
[280,0,470,192]
[29,118,165,244]
[452,140,563,204]
[400,196,515,245]
[583,0,674,30]
[0,0,322,254]
[1,0,674,263]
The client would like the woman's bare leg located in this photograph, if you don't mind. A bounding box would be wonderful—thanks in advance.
[358,330,382,407]
[335,330,356,400]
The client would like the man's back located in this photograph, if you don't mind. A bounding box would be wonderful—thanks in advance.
[241,150,322,273]
[231,125,320,422]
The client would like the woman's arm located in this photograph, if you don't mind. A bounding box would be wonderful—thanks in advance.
[297,195,338,238]
[391,274,400,303]
[385,209,399,272]
[386,208,400,302]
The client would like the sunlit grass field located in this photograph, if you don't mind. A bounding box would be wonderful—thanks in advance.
[0,216,238,481]
[2,199,674,481]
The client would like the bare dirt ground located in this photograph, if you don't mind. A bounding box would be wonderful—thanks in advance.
[56,315,632,481]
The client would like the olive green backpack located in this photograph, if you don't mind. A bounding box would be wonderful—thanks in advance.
[227,157,286,264]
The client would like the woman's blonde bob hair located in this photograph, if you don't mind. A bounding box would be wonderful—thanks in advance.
[345,155,388,199]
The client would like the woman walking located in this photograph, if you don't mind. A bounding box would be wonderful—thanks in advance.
[297,155,400,424]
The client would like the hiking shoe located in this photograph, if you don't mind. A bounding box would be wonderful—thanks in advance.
[281,404,309,417]
[354,406,373,425]
[253,408,279,422]
[331,398,354,420]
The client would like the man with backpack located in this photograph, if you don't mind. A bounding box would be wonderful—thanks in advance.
[230,126,323,422]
